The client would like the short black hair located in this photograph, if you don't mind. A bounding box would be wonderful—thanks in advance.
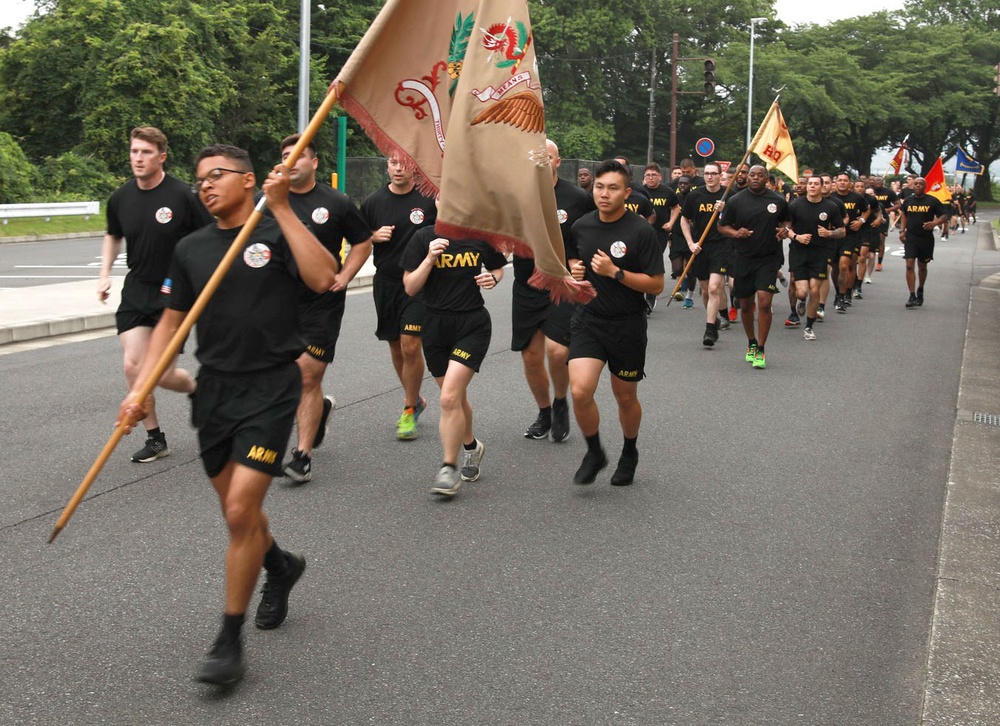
[595,159,631,185]
[194,144,252,172]
[280,133,317,156]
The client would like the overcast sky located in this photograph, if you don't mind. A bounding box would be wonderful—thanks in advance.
[5,0,912,33]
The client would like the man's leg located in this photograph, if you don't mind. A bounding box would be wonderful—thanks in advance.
[430,361,479,495]
[293,354,328,457]
[755,290,774,349]
[569,357,608,483]
[120,326,160,430]
[609,375,642,485]
[400,333,425,408]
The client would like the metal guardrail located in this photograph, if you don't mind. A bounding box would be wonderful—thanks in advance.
[0,201,100,224]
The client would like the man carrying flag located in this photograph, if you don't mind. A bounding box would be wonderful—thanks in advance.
[899,174,948,308]
[886,136,909,176]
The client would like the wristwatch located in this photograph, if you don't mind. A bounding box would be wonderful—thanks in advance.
[614,268,624,282]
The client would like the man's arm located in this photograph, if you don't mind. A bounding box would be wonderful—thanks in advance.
[98,234,123,302]
[331,237,374,292]
[263,166,338,293]
[403,237,447,296]
[590,249,664,295]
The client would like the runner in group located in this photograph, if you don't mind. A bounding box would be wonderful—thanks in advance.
[100,126,212,463]
[640,163,680,313]
[277,134,373,484]
[401,227,508,498]
[119,144,339,686]
[786,175,845,341]
[512,139,593,443]
[831,172,869,313]
[899,176,949,308]
[870,176,899,275]
[360,155,437,440]
[717,164,790,369]
[680,161,731,346]
[566,160,664,486]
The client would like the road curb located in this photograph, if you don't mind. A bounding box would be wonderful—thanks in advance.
[0,231,100,245]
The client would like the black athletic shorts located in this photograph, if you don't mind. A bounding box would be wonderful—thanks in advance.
[192,362,301,478]
[298,292,346,363]
[116,276,166,334]
[691,240,733,281]
[568,308,647,382]
[373,274,425,341]
[838,233,861,258]
[510,282,572,350]
[903,236,934,262]
[859,226,879,250]
[422,307,492,378]
[788,245,831,281]
[733,256,780,299]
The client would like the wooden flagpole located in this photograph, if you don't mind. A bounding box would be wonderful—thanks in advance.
[48,85,345,543]
[665,92,782,306]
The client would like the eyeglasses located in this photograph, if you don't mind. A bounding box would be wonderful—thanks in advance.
[191,167,246,193]
[703,171,720,176]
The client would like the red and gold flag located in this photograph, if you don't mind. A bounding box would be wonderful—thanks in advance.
[886,140,907,175]
[333,0,593,302]
[925,157,952,205]
[750,101,798,181]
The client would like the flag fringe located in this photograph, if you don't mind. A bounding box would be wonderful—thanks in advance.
[338,89,441,198]
[435,219,595,304]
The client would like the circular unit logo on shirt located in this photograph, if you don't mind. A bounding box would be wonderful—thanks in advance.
[311,207,330,225]
[155,207,174,224]
[767,203,778,214]
[819,212,829,221]
[243,243,272,269]
[557,209,569,224]
[409,208,425,224]
[610,241,627,259]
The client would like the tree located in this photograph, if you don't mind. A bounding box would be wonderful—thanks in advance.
[0,131,36,202]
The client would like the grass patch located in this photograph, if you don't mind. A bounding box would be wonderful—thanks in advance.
[0,214,105,238]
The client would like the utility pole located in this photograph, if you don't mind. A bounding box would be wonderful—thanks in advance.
[646,47,657,165]
[670,33,678,169]
[298,0,311,132]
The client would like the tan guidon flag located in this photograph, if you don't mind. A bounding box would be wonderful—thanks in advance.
[750,101,799,182]
[334,0,594,303]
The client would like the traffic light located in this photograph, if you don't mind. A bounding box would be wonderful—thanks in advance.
[704,59,716,95]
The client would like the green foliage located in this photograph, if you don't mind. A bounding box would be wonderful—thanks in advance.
[37,152,122,202]
[0,131,36,202]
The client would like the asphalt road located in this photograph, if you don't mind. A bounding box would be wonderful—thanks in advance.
[0,222,990,725]
[0,234,123,288]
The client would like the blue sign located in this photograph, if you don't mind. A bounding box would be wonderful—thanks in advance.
[695,137,715,158]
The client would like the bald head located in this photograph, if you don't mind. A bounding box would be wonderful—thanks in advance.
[546,138,561,185]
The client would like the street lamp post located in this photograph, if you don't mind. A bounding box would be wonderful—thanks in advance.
[746,17,766,149]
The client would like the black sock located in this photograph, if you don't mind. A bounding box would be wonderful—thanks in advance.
[146,427,161,438]
[221,612,245,642]
[706,322,716,333]
[748,337,757,347]
[878,255,884,263]
[553,397,567,407]
[806,317,816,328]
[917,286,924,297]
[757,344,765,353]
[585,432,602,454]
[263,540,288,574]
[622,437,637,456]
[538,405,552,418]
[463,439,478,451]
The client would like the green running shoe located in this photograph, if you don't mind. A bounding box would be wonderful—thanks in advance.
[745,342,757,363]
[752,349,766,369]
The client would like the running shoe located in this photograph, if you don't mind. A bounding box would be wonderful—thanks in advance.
[876,263,883,272]
[728,306,738,322]
[703,327,719,347]
[132,432,168,463]
[717,315,731,331]
[905,293,918,308]
[312,395,334,449]
[745,342,758,363]
[431,465,461,497]
[784,313,800,327]
[778,275,788,288]
[573,447,608,485]
[283,449,312,484]
[524,411,551,440]
[916,291,924,307]
[610,450,638,486]
[645,293,657,314]
[195,633,245,686]
[864,275,872,284]
[803,327,816,341]
[396,409,418,440]
[550,398,570,443]
[752,349,766,369]
[682,298,694,309]
[834,297,846,314]
[853,288,863,300]
[795,299,806,317]
[672,291,685,301]
[460,439,485,482]
[816,306,826,321]
[255,552,306,630]
[413,396,427,422]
